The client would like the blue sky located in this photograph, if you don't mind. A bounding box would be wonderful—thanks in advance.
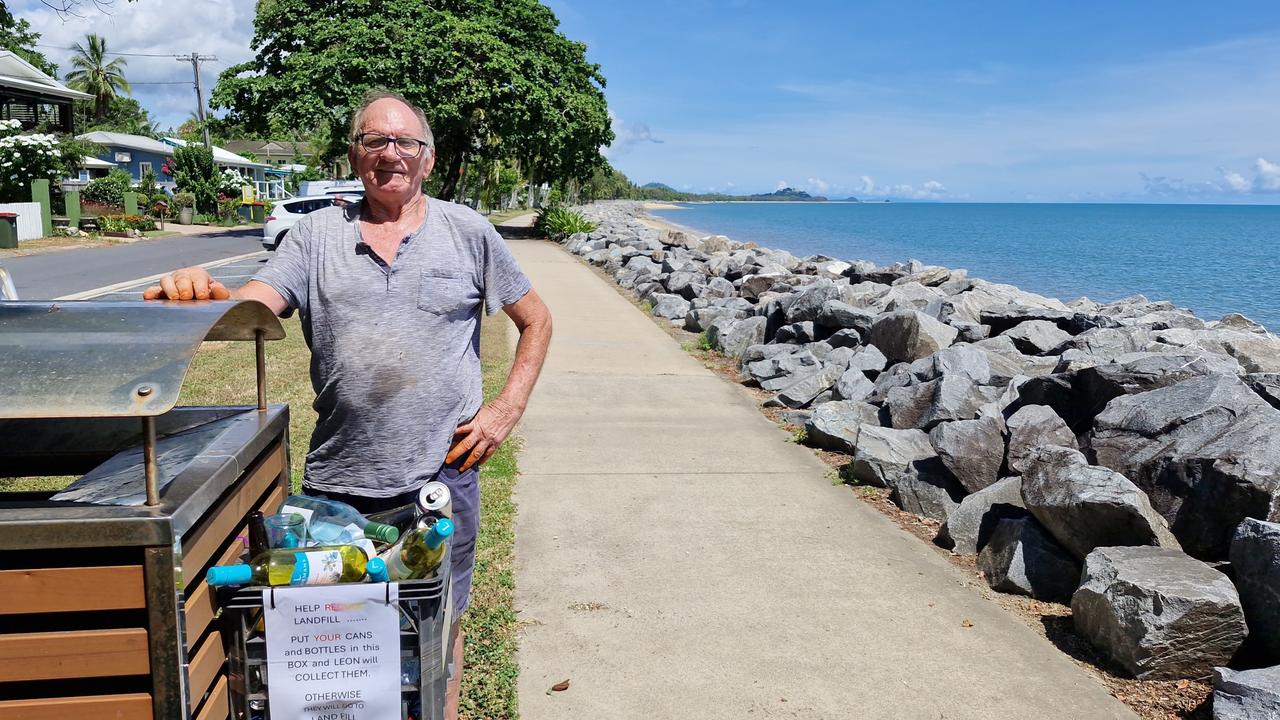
[549,0,1280,202]
[17,0,1280,202]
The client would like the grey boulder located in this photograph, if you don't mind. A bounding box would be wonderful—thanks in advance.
[766,364,843,409]
[817,300,877,336]
[1089,373,1280,558]
[848,426,935,488]
[833,368,876,402]
[804,401,880,454]
[885,375,992,430]
[868,310,959,364]
[650,293,691,320]
[1004,404,1078,474]
[929,415,1006,493]
[1001,320,1073,356]
[978,516,1081,601]
[1213,666,1280,720]
[707,316,767,360]
[1072,545,1247,679]
[885,461,967,523]
[1021,446,1180,560]
[936,476,1028,554]
[1230,518,1280,661]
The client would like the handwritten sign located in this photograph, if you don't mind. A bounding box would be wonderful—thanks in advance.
[264,583,401,720]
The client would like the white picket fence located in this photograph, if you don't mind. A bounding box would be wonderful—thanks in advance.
[0,202,44,241]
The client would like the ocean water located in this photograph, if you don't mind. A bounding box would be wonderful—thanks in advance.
[650,202,1280,331]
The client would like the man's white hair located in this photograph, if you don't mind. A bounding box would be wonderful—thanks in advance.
[348,87,434,153]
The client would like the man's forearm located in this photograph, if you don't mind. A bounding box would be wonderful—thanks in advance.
[496,313,552,412]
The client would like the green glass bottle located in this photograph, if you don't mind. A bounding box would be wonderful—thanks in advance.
[377,518,454,580]
[206,545,370,587]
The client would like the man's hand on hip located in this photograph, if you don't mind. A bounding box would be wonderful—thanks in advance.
[142,266,231,301]
[446,397,524,472]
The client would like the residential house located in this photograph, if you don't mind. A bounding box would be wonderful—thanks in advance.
[224,138,350,178]
[78,130,177,188]
[0,50,91,132]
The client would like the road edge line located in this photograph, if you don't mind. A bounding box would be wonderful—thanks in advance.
[54,251,268,300]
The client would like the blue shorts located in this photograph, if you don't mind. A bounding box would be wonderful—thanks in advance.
[303,463,480,616]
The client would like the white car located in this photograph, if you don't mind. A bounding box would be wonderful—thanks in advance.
[262,193,363,250]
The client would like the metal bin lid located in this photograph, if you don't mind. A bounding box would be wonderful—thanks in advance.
[0,300,285,419]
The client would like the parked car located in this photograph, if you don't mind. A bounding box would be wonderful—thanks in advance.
[262,193,363,250]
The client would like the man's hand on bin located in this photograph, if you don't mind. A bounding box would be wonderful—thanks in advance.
[143,266,232,301]
[447,397,523,472]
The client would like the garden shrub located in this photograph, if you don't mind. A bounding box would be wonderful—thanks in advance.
[0,119,63,203]
[534,206,597,239]
[83,169,134,208]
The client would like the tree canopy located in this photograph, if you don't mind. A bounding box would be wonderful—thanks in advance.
[0,7,58,77]
[65,34,132,121]
[210,0,614,201]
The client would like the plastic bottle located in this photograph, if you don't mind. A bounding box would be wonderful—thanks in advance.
[279,495,400,545]
[378,518,454,581]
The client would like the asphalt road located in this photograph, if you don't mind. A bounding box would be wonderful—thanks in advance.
[4,229,267,300]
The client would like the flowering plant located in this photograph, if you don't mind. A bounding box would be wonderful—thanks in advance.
[0,119,63,203]
[161,157,176,176]
[217,168,250,196]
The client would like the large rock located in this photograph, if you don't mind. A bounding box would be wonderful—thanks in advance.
[1001,320,1073,356]
[707,316,767,360]
[848,426,935,487]
[1089,374,1280,558]
[846,345,888,376]
[817,300,877,336]
[1230,519,1280,661]
[978,517,1081,601]
[1246,372,1280,410]
[767,364,843,409]
[1004,404,1078,474]
[867,310,959,364]
[937,476,1027,554]
[885,375,991,430]
[1071,546,1247,679]
[929,416,1006,492]
[1021,446,1180,560]
[980,304,1077,336]
[909,344,992,385]
[650,293,691,320]
[885,461,966,522]
[833,368,876,402]
[1213,666,1280,720]
[785,281,845,323]
[804,401,880,454]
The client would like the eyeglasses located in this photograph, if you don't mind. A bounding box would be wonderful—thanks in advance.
[356,133,431,158]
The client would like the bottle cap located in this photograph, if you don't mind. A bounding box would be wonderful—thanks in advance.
[426,518,454,549]
[366,558,388,583]
[365,522,400,544]
[207,564,254,587]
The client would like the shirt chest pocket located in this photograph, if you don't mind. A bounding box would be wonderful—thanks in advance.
[417,268,470,316]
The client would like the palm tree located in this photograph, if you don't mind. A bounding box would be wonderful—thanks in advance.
[64,34,131,121]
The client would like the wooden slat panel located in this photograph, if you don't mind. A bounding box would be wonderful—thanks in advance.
[183,484,286,647]
[0,628,149,682]
[0,693,152,720]
[186,630,226,711]
[192,674,229,720]
[0,566,144,615]
[181,443,284,581]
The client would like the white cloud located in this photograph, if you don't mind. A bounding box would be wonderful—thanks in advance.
[19,1,257,130]
[1153,156,1280,198]
[775,180,789,190]
[850,176,946,200]
[603,111,663,157]
[805,177,830,194]
[1251,157,1280,192]
[1221,169,1251,192]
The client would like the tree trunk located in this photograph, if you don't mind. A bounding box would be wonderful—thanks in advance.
[437,153,465,201]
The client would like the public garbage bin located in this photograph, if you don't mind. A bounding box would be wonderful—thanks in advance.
[250,203,266,223]
[0,212,18,249]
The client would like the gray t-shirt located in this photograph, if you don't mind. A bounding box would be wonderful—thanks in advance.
[254,197,531,497]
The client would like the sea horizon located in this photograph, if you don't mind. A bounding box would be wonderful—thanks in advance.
[649,201,1280,331]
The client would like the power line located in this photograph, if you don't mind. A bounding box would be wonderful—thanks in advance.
[35,43,183,58]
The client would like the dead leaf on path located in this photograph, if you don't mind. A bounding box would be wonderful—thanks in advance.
[551,679,570,692]
[961,619,974,628]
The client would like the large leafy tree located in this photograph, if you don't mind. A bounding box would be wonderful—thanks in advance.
[65,34,132,121]
[0,7,58,77]
[211,0,613,201]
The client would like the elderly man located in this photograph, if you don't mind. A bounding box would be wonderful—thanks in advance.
[144,89,552,717]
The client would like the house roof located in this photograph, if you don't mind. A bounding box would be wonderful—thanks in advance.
[162,137,269,169]
[223,139,315,156]
[81,156,116,168]
[78,130,176,156]
[0,50,93,101]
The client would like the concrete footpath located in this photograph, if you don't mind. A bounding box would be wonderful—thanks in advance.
[506,236,1136,719]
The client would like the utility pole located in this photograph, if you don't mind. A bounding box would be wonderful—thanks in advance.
[177,52,217,149]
